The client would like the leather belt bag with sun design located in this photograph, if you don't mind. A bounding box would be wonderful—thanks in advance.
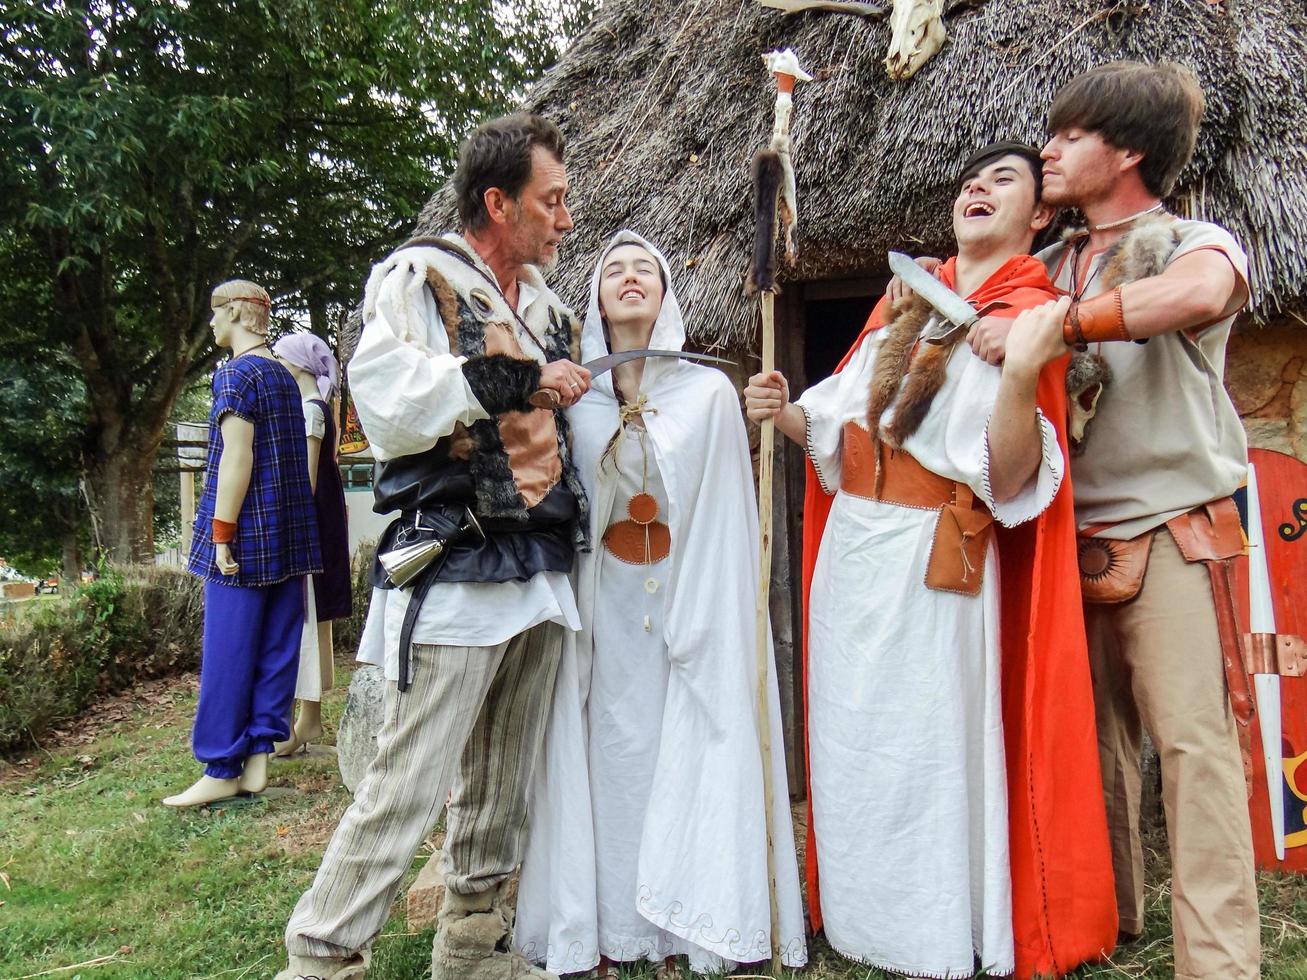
[1077,497,1244,603]
[841,421,994,596]
[1076,533,1154,603]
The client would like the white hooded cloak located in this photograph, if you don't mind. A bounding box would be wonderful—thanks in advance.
[513,232,807,974]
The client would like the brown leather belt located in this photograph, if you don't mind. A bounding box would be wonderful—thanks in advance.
[840,421,994,596]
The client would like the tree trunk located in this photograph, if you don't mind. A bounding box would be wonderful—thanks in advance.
[61,529,80,583]
[85,444,159,564]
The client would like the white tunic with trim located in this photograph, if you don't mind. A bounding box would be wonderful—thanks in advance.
[798,328,1064,979]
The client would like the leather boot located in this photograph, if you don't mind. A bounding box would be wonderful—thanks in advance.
[430,881,557,980]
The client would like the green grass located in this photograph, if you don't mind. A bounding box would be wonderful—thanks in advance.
[0,592,63,624]
[1,663,1304,980]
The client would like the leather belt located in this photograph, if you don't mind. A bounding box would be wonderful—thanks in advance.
[839,421,994,596]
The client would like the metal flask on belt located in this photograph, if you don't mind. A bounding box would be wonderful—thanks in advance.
[379,507,485,588]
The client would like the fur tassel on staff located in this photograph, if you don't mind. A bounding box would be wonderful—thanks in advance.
[748,148,785,295]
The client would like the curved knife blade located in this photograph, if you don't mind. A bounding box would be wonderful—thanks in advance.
[582,348,736,375]
[887,252,1013,345]
[529,349,736,409]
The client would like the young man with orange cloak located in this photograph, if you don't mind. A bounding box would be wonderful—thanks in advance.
[745,142,1118,978]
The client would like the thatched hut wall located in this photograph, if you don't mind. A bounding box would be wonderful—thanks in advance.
[416,0,1307,342]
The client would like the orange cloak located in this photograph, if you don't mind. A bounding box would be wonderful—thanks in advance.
[799,255,1118,978]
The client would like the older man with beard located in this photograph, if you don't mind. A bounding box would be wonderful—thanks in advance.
[276,113,591,980]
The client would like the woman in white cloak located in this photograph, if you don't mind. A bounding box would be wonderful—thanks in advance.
[513,231,807,978]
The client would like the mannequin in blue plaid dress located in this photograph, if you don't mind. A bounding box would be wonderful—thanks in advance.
[164,281,322,808]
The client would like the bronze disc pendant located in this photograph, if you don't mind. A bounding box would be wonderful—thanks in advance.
[628,492,659,525]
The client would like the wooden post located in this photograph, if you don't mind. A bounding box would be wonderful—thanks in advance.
[755,289,782,975]
[180,469,195,558]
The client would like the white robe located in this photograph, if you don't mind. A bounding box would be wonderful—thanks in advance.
[798,329,1064,978]
[293,399,325,701]
[514,232,807,974]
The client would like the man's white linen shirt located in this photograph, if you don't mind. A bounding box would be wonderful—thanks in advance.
[350,248,580,681]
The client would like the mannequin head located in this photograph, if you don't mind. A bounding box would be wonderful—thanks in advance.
[210,280,271,352]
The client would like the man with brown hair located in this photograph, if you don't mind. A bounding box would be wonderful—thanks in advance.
[276,112,590,980]
[1037,60,1260,980]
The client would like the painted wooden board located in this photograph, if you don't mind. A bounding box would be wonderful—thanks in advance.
[1233,448,1307,873]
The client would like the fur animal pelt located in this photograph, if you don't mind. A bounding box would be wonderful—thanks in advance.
[1065,352,1112,456]
[1065,349,1113,394]
[461,353,542,415]
[863,293,947,469]
[1102,214,1182,288]
[747,149,784,295]
[1059,213,1182,290]
[1059,213,1181,451]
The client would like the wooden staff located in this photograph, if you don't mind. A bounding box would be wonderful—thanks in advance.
[748,47,810,977]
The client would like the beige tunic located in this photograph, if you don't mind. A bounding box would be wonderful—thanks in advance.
[1038,218,1249,539]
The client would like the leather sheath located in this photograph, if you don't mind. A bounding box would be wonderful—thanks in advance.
[841,421,994,596]
[1165,497,1255,727]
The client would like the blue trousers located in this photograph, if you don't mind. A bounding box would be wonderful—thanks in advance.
[194,576,305,778]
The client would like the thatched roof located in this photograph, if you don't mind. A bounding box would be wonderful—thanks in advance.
[413,0,1307,347]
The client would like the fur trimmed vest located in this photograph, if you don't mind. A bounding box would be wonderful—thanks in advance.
[371,236,590,557]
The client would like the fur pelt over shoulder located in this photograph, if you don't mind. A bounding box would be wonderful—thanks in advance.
[1061,213,1181,451]
[863,293,949,466]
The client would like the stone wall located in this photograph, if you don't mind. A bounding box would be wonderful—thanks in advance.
[1227,319,1307,460]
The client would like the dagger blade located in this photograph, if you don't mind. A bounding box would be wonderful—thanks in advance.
[582,348,736,376]
[528,348,736,410]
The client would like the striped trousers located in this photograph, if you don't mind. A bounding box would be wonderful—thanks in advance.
[284,622,563,957]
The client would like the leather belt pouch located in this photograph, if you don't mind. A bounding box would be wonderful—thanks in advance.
[1077,533,1153,603]
[1164,497,1243,563]
[925,487,994,597]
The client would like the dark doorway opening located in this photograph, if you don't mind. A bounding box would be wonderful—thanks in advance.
[798,276,888,391]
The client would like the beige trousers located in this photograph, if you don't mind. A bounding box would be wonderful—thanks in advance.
[1085,530,1260,980]
[284,622,563,957]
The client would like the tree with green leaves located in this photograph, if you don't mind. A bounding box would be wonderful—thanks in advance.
[0,0,597,563]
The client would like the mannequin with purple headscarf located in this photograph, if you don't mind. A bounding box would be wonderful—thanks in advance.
[273,333,353,755]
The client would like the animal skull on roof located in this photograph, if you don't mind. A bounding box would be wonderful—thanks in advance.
[885,0,946,79]
[757,0,947,80]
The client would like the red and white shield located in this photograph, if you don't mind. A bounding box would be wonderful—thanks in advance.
[1233,448,1307,873]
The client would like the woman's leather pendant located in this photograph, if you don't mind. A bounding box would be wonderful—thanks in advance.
[604,492,670,564]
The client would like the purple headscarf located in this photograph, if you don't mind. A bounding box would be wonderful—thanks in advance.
[273,333,339,401]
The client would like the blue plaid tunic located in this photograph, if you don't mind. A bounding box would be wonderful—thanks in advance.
[188,355,323,586]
